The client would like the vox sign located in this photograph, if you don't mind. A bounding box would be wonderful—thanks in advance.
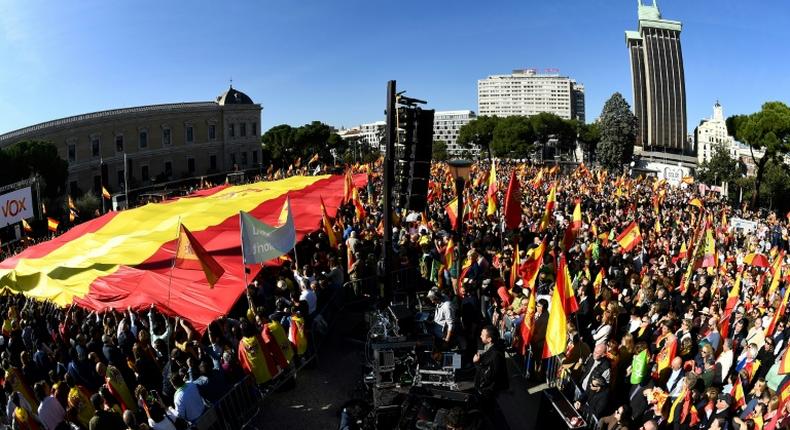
[0,187,34,227]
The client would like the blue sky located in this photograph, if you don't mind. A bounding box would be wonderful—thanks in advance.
[0,0,788,135]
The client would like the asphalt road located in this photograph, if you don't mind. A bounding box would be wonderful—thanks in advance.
[253,309,367,430]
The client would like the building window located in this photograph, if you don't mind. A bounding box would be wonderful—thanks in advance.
[252,150,258,164]
[186,126,194,143]
[115,135,124,153]
[230,153,237,166]
[229,123,235,138]
[210,155,217,170]
[162,128,171,146]
[91,137,100,157]
[117,170,125,188]
[208,125,216,140]
[68,143,76,163]
[139,130,148,149]
[164,161,173,177]
[241,151,248,166]
[252,122,257,136]
[187,158,195,174]
[141,165,149,181]
[240,123,247,137]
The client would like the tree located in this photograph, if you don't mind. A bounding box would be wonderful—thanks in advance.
[261,122,344,167]
[432,140,448,161]
[529,112,577,156]
[75,193,100,218]
[0,140,68,199]
[696,143,740,185]
[727,102,790,207]
[595,93,637,171]
[760,159,790,211]
[491,116,535,158]
[457,116,499,159]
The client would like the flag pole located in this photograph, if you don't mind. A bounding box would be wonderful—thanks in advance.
[240,211,250,288]
[167,217,181,308]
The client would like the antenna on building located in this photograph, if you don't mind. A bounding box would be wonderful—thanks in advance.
[229,77,233,89]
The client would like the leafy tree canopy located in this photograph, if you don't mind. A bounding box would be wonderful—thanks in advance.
[595,93,637,171]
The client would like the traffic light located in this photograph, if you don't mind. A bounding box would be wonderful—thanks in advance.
[394,107,434,212]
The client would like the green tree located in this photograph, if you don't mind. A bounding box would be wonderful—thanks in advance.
[595,93,637,171]
[491,116,535,158]
[529,112,577,156]
[727,102,790,207]
[0,140,69,199]
[432,140,448,161]
[261,122,344,167]
[457,116,499,158]
[75,193,100,218]
[696,143,741,185]
[760,159,790,211]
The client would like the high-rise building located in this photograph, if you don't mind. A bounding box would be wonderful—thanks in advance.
[433,110,477,155]
[477,69,585,122]
[626,0,690,156]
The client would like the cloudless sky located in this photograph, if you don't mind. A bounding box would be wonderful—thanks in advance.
[1,0,788,135]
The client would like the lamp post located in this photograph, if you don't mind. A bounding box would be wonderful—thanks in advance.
[448,159,472,288]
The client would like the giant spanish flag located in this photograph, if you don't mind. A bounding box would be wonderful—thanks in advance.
[0,174,365,332]
[486,161,497,216]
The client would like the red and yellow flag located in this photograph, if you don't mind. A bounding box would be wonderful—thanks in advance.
[174,224,225,288]
[518,237,547,291]
[510,244,521,290]
[539,183,557,232]
[22,218,33,233]
[616,221,642,253]
[444,238,455,271]
[102,186,111,200]
[731,377,746,409]
[445,197,459,230]
[593,267,605,297]
[560,254,578,314]
[768,251,785,297]
[47,217,59,232]
[778,345,790,375]
[343,169,354,203]
[654,335,677,378]
[351,188,366,220]
[486,161,497,216]
[68,195,77,211]
[319,197,337,249]
[517,285,536,354]
[543,253,569,358]
[765,285,790,338]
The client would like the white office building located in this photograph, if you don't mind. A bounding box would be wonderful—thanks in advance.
[336,121,386,152]
[433,110,477,155]
[694,102,765,176]
[477,69,585,121]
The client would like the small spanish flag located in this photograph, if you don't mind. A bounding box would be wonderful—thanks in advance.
[22,218,33,233]
[689,198,703,209]
[47,217,59,232]
[69,209,77,223]
[68,195,77,211]
[174,223,225,288]
[102,186,111,200]
[682,176,694,185]
[616,221,642,253]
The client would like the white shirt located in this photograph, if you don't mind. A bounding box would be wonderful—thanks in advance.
[37,395,65,430]
[300,288,317,314]
[434,300,456,334]
[717,350,734,383]
[667,369,685,398]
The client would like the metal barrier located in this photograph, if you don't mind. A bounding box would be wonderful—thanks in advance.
[194,375,261,430]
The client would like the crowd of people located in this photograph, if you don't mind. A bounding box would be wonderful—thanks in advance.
[3,158,790,430]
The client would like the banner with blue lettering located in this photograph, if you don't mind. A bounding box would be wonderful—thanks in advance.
[239,197,296,264]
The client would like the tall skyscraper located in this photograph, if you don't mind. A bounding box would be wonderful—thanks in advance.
[626,0,689,155]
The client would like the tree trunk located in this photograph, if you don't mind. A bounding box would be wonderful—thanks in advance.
[752,155,769,208]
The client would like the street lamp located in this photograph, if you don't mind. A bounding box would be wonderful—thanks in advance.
[448,159,472,289]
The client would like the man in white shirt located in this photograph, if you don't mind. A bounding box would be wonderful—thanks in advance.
[35,382,65,430]
[428,288,457,346]
[716,338,734,383]
[300,281,318,315]
[665,357,685,399]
